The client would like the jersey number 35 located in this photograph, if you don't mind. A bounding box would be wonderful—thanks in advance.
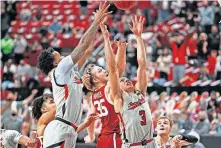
[94,99,108,117]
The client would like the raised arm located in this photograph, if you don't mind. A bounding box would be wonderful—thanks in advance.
[100,23,121,103]
[76,42,94,70]
[22,89,38,105]
[84,100,97,143]
[115,40,128,77]
[76,113,99,133]
[70,2,111,64]
[129,16,147,96]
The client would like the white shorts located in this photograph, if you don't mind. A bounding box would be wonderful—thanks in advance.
[121,139,156,148]
[43,118,78,148]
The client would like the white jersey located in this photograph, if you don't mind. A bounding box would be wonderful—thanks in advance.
[119,91,154,143]
[154,137,173,148]
[0,129,22,148]
[50,55,83,125]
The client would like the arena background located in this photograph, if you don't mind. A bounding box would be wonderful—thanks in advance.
[1,0,221,148]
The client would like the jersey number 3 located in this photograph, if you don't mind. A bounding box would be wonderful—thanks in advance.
[139,110,146,126]
[94,99,108,117]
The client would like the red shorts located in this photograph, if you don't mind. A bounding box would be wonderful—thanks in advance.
[96,133,122,148]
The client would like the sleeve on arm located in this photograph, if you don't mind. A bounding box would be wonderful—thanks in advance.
[6,130,23,144]
[55,55,75,75]
[54,55,75,85]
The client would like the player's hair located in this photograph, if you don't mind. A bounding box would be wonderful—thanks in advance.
[37,48,55,75]
[157,116,174,128]
[32,94,53,120]
[82,64,96,91]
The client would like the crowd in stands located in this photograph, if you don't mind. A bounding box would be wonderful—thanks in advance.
[1,0,221,146]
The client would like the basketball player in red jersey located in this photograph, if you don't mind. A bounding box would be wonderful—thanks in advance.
[82,27,128,148]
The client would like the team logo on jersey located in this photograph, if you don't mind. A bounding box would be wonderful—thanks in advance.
[128,96,146,110]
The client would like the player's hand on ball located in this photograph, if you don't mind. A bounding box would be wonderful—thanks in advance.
[93,2,112,25]
[84,135,95,144]
[129,15,145,37]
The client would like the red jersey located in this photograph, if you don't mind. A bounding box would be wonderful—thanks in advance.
[92,85,120,135]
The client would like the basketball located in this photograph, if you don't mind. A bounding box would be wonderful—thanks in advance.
[113,1,136,10]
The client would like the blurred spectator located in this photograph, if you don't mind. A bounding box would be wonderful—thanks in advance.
[198,66,210,81]
[197,32,208,63]
[40,36,50,49]
[198,1,214,34]
[31,40,43,51]
[207,91,219,111]
[215,50,221,80]
[14,34,28,64]
[2,108,23,133]
[170,33,187,86]
[34,7,42,21]
[208,25,220,51]
[49,18,62,34]
[207,50,217,78]
[79,1,88,15]
[1,90,38,123]
[157,1,170,22]
[1,33,14,63]
[187,32,198,59]
[73,24,84,39]
[1,8,10,38]
[3,58,16,74]
[199,92,209,110]
[20,9,32,21]
[171,0,185,17]
[24,42,41,77]
[170,109,183,136]
[187,92,199,113]
[17,59,31,77]
[156,47,172,81]
[181,112,194,134]
[208,119,220,136]
[62,21,73,35]
[50,34,62,53]
[194,110,210,135]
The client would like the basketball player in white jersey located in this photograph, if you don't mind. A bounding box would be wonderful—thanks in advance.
[104,15,155,148]
[155,116,198,148]
[32,94,99,147]
[37,2,111,147]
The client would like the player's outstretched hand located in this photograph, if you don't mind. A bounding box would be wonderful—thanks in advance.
[84,135,95,144]
[82,74,94,91]
[85,113,100,127]
[26,139,37,148]
[115,40,128,50]
[93,2,112,25]
[100,22,109,38]
[128,15,145,37]
[26,131,38,148]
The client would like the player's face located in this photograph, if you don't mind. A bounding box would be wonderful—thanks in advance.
[156,119,171,135]
[91,66,108,83]
[42,98,56,112]
[119,77,134,92]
